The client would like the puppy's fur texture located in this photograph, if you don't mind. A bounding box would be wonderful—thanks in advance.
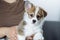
[18,1,47,40]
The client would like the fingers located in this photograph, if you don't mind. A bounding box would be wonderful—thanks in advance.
[8,34,17,40]
[26,34,35,40]
[7,27,18,40]
[7,31,18,40]
[26,36,33,40]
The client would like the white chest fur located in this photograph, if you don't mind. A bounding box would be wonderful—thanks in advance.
[24,24,43,36]
[18,23,44,40]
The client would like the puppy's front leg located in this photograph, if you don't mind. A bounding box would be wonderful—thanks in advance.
[33,32,44,40]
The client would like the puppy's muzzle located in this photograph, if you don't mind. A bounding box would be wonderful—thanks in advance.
[32,20,36,23]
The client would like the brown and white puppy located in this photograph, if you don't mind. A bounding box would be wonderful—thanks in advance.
[18,1,47,40]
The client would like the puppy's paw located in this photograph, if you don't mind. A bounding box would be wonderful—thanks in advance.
[38,37,44,40]
[25,36,33,40]
[25,35,34,40]
[34,36,44,40]
[33,33,44,40]
[17,35,25,40]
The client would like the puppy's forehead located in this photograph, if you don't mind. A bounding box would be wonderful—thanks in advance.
[35,7,41,15]
[27,5,41,15]
[27,5,35,14]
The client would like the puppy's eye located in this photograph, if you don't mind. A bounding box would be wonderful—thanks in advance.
[37,15,40,18]
[30,14,33,17]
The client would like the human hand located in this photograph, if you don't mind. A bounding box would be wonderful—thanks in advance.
[0,26,18,40]
[7,26,18,40]
[25,34,34,40]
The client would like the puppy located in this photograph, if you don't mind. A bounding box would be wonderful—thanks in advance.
[18,1,47,40]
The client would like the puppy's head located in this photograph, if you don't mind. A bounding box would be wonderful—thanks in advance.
[24,1,47,25]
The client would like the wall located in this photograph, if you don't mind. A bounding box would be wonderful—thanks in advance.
[28,0,60,21]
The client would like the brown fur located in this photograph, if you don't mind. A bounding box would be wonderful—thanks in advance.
[26,3,47,19]
[27,5,35,14]
[25,3,36,19]
[37,7,47,20]
[27,6,47,19]
[40,8,47,17]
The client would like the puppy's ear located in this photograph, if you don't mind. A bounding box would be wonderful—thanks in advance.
[25,1,32,12]
[41,8,47,17]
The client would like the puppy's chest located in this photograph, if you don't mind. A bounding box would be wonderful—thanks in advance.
[24,25,35,33]
[23,24,41,36]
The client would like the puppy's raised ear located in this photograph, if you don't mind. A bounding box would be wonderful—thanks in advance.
[25,1,32,11]
[25,1,35,13]
[41,8,47,17]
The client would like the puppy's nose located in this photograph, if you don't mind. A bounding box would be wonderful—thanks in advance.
[33,20,36,23]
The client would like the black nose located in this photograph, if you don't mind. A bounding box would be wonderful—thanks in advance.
[33,20,36,23]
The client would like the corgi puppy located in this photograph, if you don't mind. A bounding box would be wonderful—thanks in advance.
[17,1,47,40]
